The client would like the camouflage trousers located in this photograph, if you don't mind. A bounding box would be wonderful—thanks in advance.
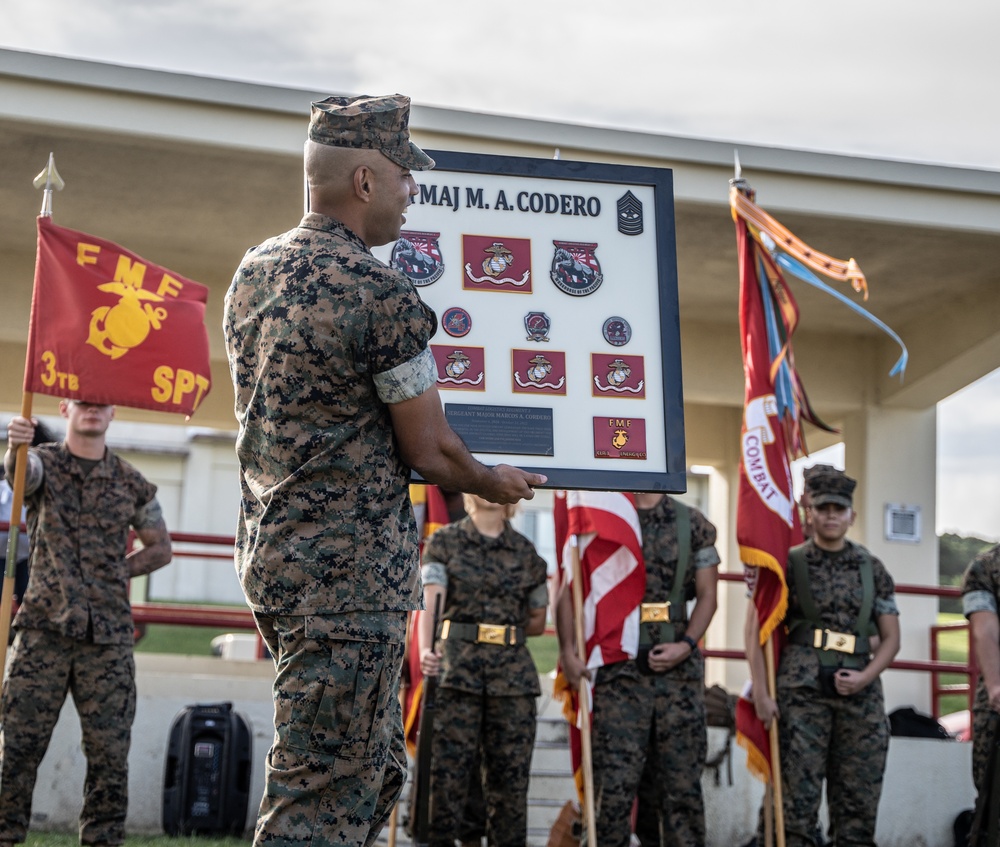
[0,628,136,846]
[255,614,407,847]
[591,667,707,847]
[972,683,998,792]
[776,681,889,847]
[427,687,536,847]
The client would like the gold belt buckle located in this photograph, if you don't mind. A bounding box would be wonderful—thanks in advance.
[477,623,507,645]
[640,602,671,624]
[813,628,856,654]
[440,620,452,640]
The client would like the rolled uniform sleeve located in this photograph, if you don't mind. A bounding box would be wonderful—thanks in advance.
[873,555,900,617]
[528,582,548,609]
[694,546,721,570]
[375,347,437,404]
[962,547,1000,618]
[964,591,997,617]
[691,508,721,570]
[421,560,448,589]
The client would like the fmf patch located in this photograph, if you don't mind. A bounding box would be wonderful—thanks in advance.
[593,416,647,460]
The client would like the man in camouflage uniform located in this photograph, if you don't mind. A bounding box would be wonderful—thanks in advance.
[746,466,900,847]
[417,494,548,847]
[961,543,1000,815]
[558,493,721,847]
[0,401,172,846]
[223,94,544,847]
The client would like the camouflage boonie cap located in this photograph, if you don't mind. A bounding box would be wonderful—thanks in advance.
[804,464,856,508]
[308,94,435,171]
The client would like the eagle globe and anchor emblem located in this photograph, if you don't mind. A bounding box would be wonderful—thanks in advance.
[513,352,565,391]
[594,357,644,394]
[464,241,531,287]
[87,280,168,359]
[439,349,484,387]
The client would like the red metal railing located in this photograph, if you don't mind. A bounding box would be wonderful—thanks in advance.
[0,523,979,714]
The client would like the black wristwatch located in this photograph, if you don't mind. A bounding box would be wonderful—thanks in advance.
[680,635,698,652]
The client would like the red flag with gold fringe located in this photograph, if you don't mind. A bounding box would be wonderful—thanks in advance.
[24,216,211,416]
[403,484,451,756]
[730,175,906,783]
[732,184,801,782]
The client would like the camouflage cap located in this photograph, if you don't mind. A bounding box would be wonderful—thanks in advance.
[804,464,857,508]
[308,94,435,171]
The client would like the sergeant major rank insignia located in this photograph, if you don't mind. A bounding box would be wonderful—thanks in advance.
[391,231,444,286]
[550,241,603,297]
[616,191,643,236]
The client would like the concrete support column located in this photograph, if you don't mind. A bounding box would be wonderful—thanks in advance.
[841,405,938,713]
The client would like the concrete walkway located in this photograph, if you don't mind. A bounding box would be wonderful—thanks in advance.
[23,654,976,846]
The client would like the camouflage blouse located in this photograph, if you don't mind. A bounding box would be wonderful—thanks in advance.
[15,444,158,645]
[422,517,548,696]
[225,213,436,628]
[962,543,1000,618]
[778,539,899,689]
[622,495,721,683]
[961,544,1000,734]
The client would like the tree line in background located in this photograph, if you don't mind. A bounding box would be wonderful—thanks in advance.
[940,532,996,614]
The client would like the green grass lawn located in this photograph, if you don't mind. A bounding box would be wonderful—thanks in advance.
[134,623,251,656]
[23,836,248,846]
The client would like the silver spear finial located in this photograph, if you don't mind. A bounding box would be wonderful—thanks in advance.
[32,153,65,217]
[730,149,749,190]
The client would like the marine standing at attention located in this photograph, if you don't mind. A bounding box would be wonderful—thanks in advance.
[418,494,548,847]
[746,465,900,847]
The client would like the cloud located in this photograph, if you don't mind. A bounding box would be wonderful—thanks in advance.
[2,0,998,167]
[937,370,1000,539]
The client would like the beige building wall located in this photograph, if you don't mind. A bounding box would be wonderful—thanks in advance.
[1,49,999,714]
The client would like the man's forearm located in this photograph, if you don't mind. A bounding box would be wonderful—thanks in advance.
[126,540,172,578]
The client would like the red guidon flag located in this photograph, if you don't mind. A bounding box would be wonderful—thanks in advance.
[403,484,451,756]
[24,216,212,416]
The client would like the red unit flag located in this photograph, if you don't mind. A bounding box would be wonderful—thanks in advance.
[24,217,212,417]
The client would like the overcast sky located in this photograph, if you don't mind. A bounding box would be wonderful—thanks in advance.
[2,0,998,538]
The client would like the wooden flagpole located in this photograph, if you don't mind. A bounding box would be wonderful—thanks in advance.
[0,394,33,681]
[0,155,63,684]
[765,635,786,847]
[569,535,598,847]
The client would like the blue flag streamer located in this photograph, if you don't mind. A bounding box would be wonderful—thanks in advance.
[764,238,908,378]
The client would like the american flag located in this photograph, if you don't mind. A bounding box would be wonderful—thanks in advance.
[553,489,645,803]
[559,490,645,667]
